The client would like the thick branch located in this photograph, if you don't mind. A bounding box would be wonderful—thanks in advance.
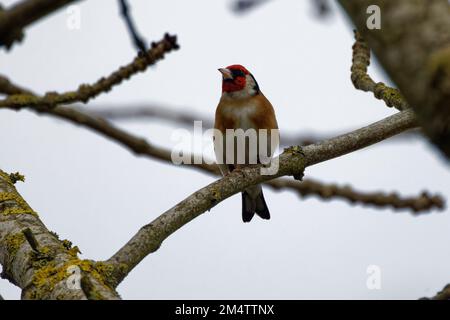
[106,109,419,286]
[0,0,81,50]
[0,34,179,110]
[0,170,120,299]
[339,0,450,159]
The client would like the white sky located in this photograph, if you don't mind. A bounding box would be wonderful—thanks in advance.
[1,0,450,299]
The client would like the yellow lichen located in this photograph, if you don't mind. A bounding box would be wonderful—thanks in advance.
[5,232,25,256]
[61,239,72,250]
[28,236,118,299]
[0,192,37,216]
[284,145,305,154]
[30,258,114,299]
[67,246,81,257]
[211,188,221,203]
[8,172,25,184]
[0,170,15,184]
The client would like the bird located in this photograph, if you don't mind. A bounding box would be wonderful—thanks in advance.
[214,64,279,222]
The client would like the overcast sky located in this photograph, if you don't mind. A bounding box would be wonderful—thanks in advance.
[1,0,450,300]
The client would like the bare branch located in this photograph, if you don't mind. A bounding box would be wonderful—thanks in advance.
[0,34,179,110]
[267,178,444,213]
[0,170,120,299]
[351,31,409,110]
[47,106,217,174]
[118,0,147,53]
[86,103,422,146]
[230,0,271,14]
[0,0,81,50]
[310,0,332,18]
[301,111,417,166]
[88,104,214,128]
[0,75,34,95]
[106,109,419,286]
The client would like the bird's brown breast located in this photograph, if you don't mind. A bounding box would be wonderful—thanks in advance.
[214,93,278,132]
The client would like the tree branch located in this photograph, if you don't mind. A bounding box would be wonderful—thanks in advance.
[86,103,421,146]
[106,109,419,286]
[0,170,120,299]
[0,33,179,110]
[267,178,444,213]
[230,0,271,14]
[118,0,147,53]
[0,75,34,96]
[339,0,450,159]
[0,0,81,50]
[351,31,409,110]
[310,0,332,18]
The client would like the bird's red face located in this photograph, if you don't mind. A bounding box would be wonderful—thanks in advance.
[219,64,250,93]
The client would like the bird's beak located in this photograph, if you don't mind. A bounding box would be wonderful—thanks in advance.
[218,68,233,80]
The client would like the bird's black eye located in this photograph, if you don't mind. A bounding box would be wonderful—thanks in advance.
[231,69,245,78]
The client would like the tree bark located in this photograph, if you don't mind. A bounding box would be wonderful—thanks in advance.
[0,170,120,299]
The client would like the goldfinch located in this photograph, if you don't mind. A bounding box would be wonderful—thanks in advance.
[214,64,279,222]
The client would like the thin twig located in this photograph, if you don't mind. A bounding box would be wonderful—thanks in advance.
[0,34,179,110]
[351,31,409,110]
[268,178,444,213]
[118,0,147,53]
[310,0,331,17]
[0,75,34,95]
[230,0,271,14]
[47,106,217,174]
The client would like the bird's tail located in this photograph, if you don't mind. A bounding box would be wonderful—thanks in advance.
[241,185,270,222]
